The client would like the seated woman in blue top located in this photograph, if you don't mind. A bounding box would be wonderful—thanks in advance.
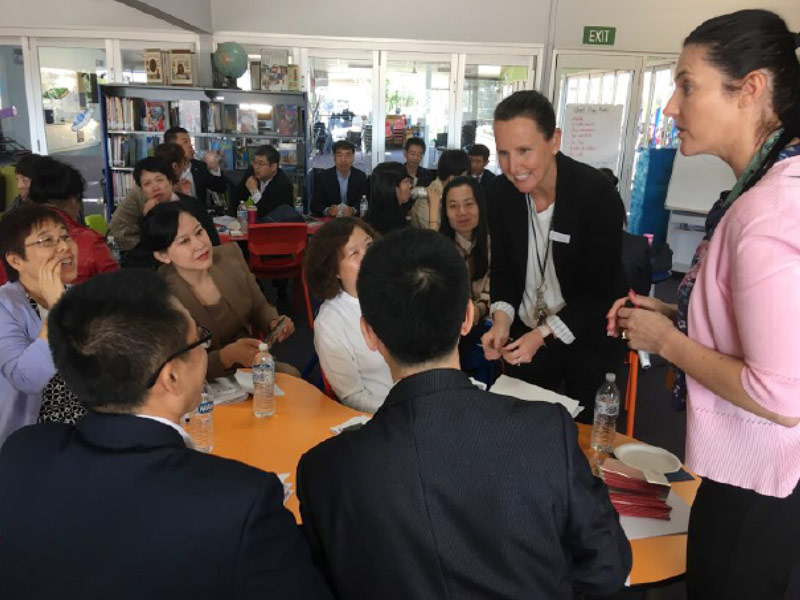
[363,162,412,235]
[0,205,85,447]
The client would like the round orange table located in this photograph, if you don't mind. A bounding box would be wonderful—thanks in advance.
[213,374,698,589]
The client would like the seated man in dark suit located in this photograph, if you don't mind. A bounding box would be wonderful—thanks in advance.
[403,136,436,188]
[468,143,496,188]
[232,144,294,220]
[0,270,333,600]
[297,227,632,600]
[165,126,228,208]
[310,140,368,217]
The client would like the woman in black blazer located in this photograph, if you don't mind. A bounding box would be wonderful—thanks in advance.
[482,91,625,418]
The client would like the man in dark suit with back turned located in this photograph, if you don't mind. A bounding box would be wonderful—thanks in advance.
[310,140,368,216]
[0,270,332,600]
[165,126,228,209]
[297,227,631,600]
[232,144,294,220]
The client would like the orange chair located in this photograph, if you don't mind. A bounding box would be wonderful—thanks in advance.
[624,350,639,437]
[247,223,314,329]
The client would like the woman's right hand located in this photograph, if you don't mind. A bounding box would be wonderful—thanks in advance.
[606,291,675,337]
[220,338,262,369]
[39,256,66,309]
[482,317,511,361]
[143,197,160,215]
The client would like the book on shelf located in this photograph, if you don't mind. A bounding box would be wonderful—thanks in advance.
[287,65,300,91]
[112,171,135,200]
[278,142,298,166]
[261,49,289,91]
[144,49,164,84]
[108,135,160,168]
[237,109,259,134]
[170,50,194,86]
[144,101,168,132]
[274,104,299,136]
[223,105,238,133]
[234,140,255,170]
[202,102,223,133]
[209,138,235,171]
[178,100,202,133]
[249,61,262,90]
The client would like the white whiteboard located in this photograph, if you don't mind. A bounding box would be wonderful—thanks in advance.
[561,104,624,171]
[664,151,736,214]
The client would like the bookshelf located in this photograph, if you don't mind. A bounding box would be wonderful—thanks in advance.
[99,84,309,219]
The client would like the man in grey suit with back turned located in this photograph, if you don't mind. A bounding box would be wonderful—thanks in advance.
[297,227,631,599]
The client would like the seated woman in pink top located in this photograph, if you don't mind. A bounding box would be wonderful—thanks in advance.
[608,10,800,599]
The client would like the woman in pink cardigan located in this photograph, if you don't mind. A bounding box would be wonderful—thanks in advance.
[608,10,800,600]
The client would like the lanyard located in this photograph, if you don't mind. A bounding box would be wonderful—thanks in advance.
[526,193,554,284]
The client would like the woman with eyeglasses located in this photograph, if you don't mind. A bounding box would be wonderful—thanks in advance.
[0,205,86,447]
[141,201,298,380]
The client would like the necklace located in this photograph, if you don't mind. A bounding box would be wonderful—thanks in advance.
[527,194,554,326]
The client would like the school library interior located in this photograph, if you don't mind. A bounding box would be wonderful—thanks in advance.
[0,2,799,600]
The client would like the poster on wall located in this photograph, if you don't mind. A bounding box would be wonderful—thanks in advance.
[261,49,288,91]
[561,104,624,172]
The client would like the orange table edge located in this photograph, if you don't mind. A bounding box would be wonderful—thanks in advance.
[213,374,698,588]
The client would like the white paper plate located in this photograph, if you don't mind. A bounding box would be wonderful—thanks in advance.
[615,443,681,474]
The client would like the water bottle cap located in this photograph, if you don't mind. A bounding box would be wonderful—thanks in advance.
[605,373,616,383]
[259,342,268,352]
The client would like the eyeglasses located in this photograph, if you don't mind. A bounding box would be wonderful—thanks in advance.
[145,326,212,388]
[25,233,72,248]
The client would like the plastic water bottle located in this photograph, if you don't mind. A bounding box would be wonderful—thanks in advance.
[294,195,304,216]
[359,194,368,217]
[237,200,248,233]
[590,373,621,455]
[186,382,214,452]
[252,342,275,418]
[106,234,121,263]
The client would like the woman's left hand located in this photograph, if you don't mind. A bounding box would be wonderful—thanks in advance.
[616,306,677,354]
[270,316,295,342]
[501,329,545,366]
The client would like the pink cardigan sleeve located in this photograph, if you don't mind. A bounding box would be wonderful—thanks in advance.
[731,209,800,418]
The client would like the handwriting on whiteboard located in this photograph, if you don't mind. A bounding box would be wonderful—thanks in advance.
[561,104,624,173]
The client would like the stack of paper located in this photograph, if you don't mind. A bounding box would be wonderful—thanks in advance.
[330,416,371,435]
[489,375,584,418]
[208,375,249,405]
[600,458,672,520]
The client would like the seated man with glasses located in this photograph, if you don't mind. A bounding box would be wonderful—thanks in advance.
[0,270,333,600]
[231,144,294,221]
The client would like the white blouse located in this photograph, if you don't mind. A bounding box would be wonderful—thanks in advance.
[314,291,393,413]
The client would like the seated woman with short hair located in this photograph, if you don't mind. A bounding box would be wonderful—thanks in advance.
[305,217,392,413]
[141,201,297,380]
[0,205,86,447]
[363,162,412,235]
[109,153,219,260]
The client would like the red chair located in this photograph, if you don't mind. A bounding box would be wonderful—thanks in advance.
[0,263,6,285]
[247,223,314,329]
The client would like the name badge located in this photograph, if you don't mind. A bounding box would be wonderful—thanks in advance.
[550,231,571,244]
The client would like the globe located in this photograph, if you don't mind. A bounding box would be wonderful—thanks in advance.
[213,42,248,80]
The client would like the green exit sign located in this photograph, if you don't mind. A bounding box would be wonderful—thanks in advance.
[583,26,616,46]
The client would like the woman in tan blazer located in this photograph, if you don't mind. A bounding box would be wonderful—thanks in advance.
[142,201,297,379]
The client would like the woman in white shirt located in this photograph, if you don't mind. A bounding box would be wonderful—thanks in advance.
[305,217,392,413]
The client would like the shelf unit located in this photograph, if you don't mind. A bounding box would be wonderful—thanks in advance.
[99,84,310,219]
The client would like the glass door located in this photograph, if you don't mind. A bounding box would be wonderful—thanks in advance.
[382,52,455,169]
[35,42,107,200]
[0,42,32,154]
[552,53,642,203]
[308,51,375,173]
[459,54,535,174]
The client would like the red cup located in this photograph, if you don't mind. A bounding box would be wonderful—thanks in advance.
[247,206,257,225]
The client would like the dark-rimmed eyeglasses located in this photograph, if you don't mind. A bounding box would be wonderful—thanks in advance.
[25,234,72,248]
[145,326,212,388]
